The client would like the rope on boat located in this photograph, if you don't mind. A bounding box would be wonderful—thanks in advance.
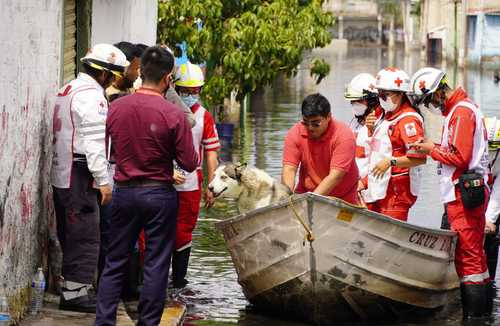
[288,196,315,242]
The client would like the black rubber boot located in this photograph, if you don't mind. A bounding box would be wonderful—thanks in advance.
[59,291,96,313]
[486,281,495,316]
[171,247,191,288]
[461,283,488,320]
[484,233,499,280]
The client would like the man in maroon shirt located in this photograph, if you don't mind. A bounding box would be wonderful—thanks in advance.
[95,46,198,326]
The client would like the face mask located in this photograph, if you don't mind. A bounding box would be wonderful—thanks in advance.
[351,103,367,116]
[427,103,443,115]
[180,94,199,108]
[379,96,397,112]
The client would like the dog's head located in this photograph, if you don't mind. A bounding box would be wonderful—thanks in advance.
[208,162,247,199]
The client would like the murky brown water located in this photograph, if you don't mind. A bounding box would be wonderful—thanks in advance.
[180,45,500,325]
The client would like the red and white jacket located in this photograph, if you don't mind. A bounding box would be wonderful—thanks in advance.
[50,73,109,188]
[430,88,489,203]
[174,103,220,191]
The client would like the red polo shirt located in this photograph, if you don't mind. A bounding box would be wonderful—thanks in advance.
[283,118,359,204]
[106,89,198,183]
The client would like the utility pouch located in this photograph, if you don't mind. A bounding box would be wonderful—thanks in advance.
[458,170,485,209]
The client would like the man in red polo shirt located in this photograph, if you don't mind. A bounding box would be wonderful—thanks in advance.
[282,93,359,204]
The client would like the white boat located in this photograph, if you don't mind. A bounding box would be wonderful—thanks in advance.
[215,193,459,324]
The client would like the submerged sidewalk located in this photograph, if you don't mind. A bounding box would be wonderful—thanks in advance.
[20,294,186,326]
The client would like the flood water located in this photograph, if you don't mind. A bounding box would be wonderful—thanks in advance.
[180,45,500,325]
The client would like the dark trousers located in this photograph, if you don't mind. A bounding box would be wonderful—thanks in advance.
[95,185,178,326]
[53,162,100,284]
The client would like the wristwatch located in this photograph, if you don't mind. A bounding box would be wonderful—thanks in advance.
[390,158,397,167]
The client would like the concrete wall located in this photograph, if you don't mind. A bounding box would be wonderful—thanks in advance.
[0,0,62,319]
[92,0,158,46]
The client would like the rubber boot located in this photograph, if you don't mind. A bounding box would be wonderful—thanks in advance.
[171,247,191,288]
[461,283,488,320]
[59,281,96,313]
[486,281,495,316]
[484,232,499,280]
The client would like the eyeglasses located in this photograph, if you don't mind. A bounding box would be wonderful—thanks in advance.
[378,91,397,101]
[301,119,323,128]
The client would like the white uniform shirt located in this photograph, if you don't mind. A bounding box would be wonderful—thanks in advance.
[50,73,109,188]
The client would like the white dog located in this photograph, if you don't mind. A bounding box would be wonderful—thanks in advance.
[208,163,291,213]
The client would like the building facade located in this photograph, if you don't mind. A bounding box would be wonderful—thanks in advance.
[419,0,500,68]
[0,0,157,320]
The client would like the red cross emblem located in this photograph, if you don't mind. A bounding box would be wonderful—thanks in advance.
[385,67,397,72]
[419,80,426,89]
[99,102,105,108]
[394,77,403,87]
[368,83,375,90]
[376,75,381,80]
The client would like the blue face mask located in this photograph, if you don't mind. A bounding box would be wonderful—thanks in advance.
[180,94,199,108]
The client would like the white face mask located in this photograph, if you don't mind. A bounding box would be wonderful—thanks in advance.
[351,103,367,116]
[427,103,443,115]
[380,96,397,112]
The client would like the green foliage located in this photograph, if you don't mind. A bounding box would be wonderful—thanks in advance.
[158,0,334,105]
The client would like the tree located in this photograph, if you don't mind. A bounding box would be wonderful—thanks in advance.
[158,0,334,105]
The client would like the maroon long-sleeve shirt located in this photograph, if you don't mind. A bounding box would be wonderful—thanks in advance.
[106,89,198,183]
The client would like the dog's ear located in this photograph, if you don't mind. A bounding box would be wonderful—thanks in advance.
[235,163,247,181]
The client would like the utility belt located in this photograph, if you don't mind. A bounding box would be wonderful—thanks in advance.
[453,170,486,209]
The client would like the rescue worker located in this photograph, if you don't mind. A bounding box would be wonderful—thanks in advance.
[171,61,220,288]
[106,41,142,101]
[51,43,128,312]
[411,67,491,319]
[95,46,198,325]
[344,73,381,181]
[362,67,426,221]
[282,93,360,205]
[483,117,500,280]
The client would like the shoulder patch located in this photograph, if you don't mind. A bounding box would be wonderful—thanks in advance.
[404,122,417,137]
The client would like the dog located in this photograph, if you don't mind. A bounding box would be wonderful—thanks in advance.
[208,162,292,213]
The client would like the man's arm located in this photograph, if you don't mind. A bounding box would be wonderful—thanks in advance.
[313,168,346,196]
[282,164,298,193]
[165,86,195,127]
[430,107,475,168]
[74,91,112,204]
[174,114,198,172]
[204,150,218,208]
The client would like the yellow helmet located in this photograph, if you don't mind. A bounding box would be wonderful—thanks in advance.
[484,117,500,150]
[174,62,204,87]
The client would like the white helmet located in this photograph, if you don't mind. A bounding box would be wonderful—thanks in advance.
[374,67,410,92]
[81,43,129,77]
[408,67,446,105]
[344,73,378,100]
[174,61,204,87]
[484,117,500,149]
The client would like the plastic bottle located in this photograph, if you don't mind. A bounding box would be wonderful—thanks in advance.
[30,267,46,315]
[0,295,11,326]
